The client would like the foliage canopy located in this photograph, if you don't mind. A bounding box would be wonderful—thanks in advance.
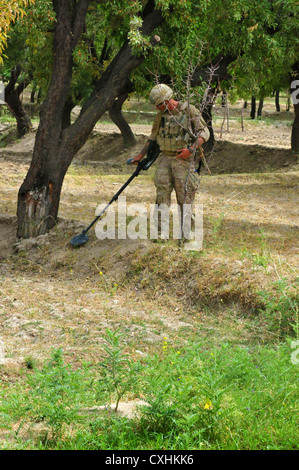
[1,0,299,104]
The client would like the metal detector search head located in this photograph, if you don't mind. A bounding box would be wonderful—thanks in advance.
[70,232,89,247]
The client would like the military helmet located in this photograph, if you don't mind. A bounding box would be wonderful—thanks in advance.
[149,84,173,106]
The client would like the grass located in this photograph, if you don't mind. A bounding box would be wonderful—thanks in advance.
[0,335,297,450]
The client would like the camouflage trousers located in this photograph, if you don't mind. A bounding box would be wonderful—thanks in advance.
[153,154,201,235]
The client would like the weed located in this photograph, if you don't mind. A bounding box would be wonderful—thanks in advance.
[93,263,119,295]
[240,228,272,268]
[257,278,299,337]
[24,348,92,441]
[97,329,141,411]
[253,229,271,267]
[209,212,225,238]
[24,355,37,370]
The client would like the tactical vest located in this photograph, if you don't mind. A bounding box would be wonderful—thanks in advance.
[156,110,193,153]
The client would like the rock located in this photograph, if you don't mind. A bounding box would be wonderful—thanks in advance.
[14,238,38,252]
[79,399,149,419]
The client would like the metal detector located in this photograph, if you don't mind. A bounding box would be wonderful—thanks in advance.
[70,141,160,247]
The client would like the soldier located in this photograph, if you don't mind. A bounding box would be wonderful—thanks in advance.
[131,84,210,239]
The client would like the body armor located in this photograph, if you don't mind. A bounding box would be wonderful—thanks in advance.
[157,111,192,153]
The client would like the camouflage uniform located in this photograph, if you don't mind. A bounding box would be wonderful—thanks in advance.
[149,101,210,213]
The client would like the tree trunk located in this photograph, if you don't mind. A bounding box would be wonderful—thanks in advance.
[108,80,136,146]
[275,90,280,112]
[286,91,291,112]
[291,102,299,153]
[61,96,77,131]
[191,54,236,86]
[17,160,66,238]
[17,0,88,238]
[30,84,37,103]
[6,91,32,137]
[5,66,32,138]
[37,87,42,103]
[109,96,136,147]
[257,98,264,117]
[221,92,226,107]
[250,96,256,119]
[17,0,163,239]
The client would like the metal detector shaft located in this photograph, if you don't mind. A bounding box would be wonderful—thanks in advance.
[81,167,141,236]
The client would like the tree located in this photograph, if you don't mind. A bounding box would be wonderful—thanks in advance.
[17,0,163,238]
[227,0,299,149]
[131,0,298,150]
[0,1,37,135]
[1,0,146,143]
[1,1,56,136]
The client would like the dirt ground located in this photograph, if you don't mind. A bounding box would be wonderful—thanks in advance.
[0,106,298,375]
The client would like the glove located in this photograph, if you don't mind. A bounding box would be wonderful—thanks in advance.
[127,153,143,165]
[176,148,192,160]
[176,137,205,160]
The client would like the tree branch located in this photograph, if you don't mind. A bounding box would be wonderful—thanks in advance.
[191,54,237,86]
[5,65,21,95]
[60,2,164,163]
[72,0,90,47]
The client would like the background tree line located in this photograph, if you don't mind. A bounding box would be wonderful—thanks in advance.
[0,0,298,239]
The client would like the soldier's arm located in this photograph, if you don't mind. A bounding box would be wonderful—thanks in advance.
[190,104,210,144]
[129,113,161,164]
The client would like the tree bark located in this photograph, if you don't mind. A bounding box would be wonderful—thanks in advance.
[37,87,42,103]
[221,92,226,107]
[108,79,136,146]
[17,0,163,239]
[275,90,280,112]
[109,95,136,147]
[30,84,37,103]
[257,98,264,117]
[5,65,32,138]
[250,96,256,119]
[61,96,77,131]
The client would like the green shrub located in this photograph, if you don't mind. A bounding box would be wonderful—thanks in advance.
[258,278,299,337]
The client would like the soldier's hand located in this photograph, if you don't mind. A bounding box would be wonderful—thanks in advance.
[176,148,192,160]
[127,153,143,165]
